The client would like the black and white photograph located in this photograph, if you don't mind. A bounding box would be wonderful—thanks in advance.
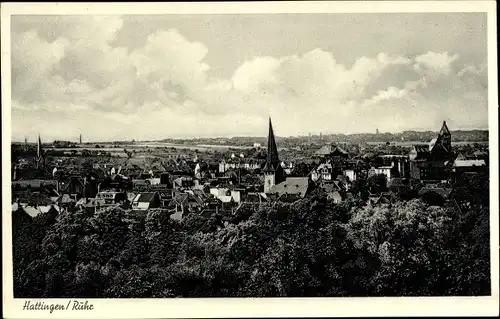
[2,1,498,318]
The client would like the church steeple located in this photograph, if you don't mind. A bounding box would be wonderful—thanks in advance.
[263,117,285,193]
[440,121,451,136]
[265,117,279,171]
[438,121,452,153]
[36,134,44,169]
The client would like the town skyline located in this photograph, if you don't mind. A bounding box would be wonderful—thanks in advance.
[12,123,490,145]
[11,13,488,142]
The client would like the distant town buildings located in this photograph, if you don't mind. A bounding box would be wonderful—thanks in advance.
[10,119,490,222]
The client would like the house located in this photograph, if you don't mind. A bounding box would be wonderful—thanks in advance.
[368,164,393,181]
[170,192,204,215]
[314,144,349,158]
[14,190,56,207]
[95,190,127,205]
[452,159,487,177]
[209,187,242,204]
[173,176,195,190]
[310,163,334,182]
[131,192,161,210]
[12,202,61,219]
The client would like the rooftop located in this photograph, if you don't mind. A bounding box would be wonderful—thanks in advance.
[454,159,486,167]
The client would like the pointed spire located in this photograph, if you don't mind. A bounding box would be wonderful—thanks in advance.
[265,117,279,171]
[440,120,450,135]
[37,134,44,169]
[37,134,42,158]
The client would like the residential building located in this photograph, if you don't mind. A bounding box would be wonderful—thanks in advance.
[95,190,127,206]
[310,163,334,182]
[452,159,487,177]
[314,144,349,159]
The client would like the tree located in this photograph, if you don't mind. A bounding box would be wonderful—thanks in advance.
[351,178,369,200]
[420,190,446,206]
[367,173,388,194]
[345,199,459,296]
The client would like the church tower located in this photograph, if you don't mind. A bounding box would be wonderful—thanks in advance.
[438,121,452,153]
[36,134,45,169]
[264,117,284,193]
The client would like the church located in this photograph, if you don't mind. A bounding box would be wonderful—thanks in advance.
[409,121,454,181]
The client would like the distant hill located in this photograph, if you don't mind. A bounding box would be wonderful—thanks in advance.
[14,129,487,146]
[156,130,489,146]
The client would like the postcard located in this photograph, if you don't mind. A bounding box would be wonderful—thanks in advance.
[2,1,498,318]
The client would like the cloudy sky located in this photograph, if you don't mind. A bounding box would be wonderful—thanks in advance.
[10,13,488,142]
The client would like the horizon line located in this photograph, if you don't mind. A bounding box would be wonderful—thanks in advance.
[12,127,490,144]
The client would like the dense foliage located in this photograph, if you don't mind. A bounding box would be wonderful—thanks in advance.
[13,173,490,297]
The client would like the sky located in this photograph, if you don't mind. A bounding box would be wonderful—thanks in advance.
[10,13,488,142]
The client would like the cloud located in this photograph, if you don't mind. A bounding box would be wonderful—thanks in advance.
[10,17,488,141]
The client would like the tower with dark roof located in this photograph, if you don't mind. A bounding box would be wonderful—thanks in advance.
[264,117,285,193]
[36,134,45,169]
[438,121,452,153]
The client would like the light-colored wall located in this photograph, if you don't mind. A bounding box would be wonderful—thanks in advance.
[264,173,275,193]
[344,169,356,181]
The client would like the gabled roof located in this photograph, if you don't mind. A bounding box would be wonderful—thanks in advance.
[13,203,60,218]
[20,205,43,218]
[269,177,310,198]
[57,194,75,204]
[315,144,348,156]
[410,145,431,160]
[132,192,157,203]
[172,193,189,205]
[315,163,333,171]
[127,192,137,202]
[16,192,54,206]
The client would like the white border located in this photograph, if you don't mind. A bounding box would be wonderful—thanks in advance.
[2,2,498,318]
